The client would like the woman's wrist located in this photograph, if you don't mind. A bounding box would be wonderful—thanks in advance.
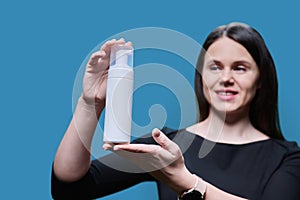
[167,167,197,195]
[195,176,207,198]
[77,96,104,117]
[178,174,207,199]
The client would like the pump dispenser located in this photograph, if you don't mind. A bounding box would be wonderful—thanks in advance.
[103,44,134,143]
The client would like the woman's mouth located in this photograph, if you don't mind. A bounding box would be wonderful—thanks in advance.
[215,90,238,100]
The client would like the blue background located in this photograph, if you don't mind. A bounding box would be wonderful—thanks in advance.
[1,0,299,199]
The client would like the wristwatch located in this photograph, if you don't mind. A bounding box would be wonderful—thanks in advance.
[179,174,206,200]
[180,187,204,200]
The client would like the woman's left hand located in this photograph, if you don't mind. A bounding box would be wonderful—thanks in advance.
[106,128,196,195]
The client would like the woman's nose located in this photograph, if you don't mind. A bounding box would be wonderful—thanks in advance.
[219,69,234,86]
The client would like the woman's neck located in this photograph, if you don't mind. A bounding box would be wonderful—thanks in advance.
[188,108,269,144]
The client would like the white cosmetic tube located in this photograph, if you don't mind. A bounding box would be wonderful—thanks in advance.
[103,44,134,143]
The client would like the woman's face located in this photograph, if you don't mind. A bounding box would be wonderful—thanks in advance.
[202,37,260,114]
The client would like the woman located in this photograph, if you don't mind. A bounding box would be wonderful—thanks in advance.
[51,23,300,199]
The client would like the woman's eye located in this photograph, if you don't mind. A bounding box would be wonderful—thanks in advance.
[234,66,246,73]
[210,65,222,71]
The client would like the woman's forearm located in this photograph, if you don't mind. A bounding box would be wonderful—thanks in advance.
[204,181,247,200]
[53,97,104,182]
[171,172,247,200]
[178,175,247,199]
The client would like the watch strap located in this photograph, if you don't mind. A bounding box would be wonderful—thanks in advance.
[179,174,206,200]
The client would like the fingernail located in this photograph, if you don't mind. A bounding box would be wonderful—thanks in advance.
[153,128,160,137]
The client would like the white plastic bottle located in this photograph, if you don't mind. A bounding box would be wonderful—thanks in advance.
[103,44,134,143]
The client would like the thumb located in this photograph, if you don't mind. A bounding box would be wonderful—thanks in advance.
[152,128,180,155]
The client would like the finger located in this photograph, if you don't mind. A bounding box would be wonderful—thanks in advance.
[101,38,126,52]
[88,50,106,65]
[102,142,114,150]
[110,38,127,47]
[125,41,133,47]
[117,38,125,43]
[152,128,181,155]
[103,141,130,150]
[152,128,171,148]
[113,144,159,153]
[100,39,116,53]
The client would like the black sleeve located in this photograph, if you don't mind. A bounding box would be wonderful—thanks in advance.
[51,153,155,200]
[51,127,176,199]
[261,142,300,200]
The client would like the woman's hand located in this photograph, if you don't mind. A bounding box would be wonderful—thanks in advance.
[109,128,196,195]
[81,38,132,108]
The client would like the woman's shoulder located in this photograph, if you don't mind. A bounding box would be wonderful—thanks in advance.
[267,138,300,171]
[271,138,300,159]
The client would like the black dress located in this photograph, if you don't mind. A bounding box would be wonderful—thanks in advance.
[51,128,300,200]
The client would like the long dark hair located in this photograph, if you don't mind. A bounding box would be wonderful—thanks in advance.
[195,22,284,140]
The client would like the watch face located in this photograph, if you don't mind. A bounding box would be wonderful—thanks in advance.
[181,190,203,200]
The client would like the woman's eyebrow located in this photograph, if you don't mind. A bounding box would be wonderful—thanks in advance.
[232,60,252,66]
[204,59,223,66]
[205,59,252,66]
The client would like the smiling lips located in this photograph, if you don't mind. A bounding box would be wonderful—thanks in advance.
[215,89,238,101]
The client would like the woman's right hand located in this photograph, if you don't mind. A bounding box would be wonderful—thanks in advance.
[81,38,132,108]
